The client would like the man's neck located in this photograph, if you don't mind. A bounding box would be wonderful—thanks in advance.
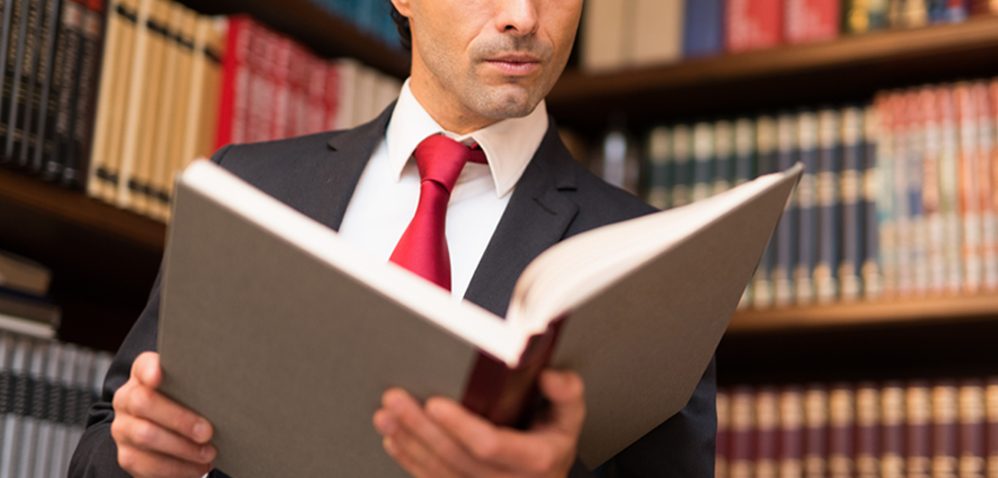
[408,66,500,135]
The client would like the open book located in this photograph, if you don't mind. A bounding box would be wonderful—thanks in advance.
[158,160,802,477]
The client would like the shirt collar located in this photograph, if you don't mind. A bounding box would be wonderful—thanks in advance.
[386,79,548,198]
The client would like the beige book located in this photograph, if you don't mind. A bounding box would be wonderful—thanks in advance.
[159,160,803,477]
[115,0,155,208]
[128,0,170,215]
[87,0,127,199]
[581,0,628,72]
[98,0,142,204]
[159,7,196,222]
[146,3,187,221]
[197,19,224,160]
[178,15,210,188]
[333,58,358,131]
[630,0,684,66]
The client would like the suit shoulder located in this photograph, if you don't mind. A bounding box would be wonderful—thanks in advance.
[211,131,338,172]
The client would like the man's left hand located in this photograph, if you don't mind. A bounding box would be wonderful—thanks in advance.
[373,370,585,478]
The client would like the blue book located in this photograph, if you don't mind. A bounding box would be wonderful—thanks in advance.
[683,0,723,58]
[692,122,714,202]
[862,105,882,299]
[671,124,693,207]
[774,113,798,307]
[645,126,672,210]
[750,116,777,308]
[815,108,841,304]
[840,106,865,302]
[713,120,734,195]
[796,110,819,305]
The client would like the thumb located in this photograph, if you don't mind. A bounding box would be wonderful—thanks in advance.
[537,370,585,436]
[132,351,162,388]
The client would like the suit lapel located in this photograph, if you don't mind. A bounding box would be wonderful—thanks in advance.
[319,103,395,231]
[464,117,580,317]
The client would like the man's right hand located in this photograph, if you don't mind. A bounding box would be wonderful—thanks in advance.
[111,351,216,478]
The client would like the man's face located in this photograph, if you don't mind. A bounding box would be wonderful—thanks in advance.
[399,0,582,121]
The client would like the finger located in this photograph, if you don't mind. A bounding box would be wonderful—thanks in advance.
[426,396,560,473]
[382,425,464,478]
[132,352,162,389]
[116,379,213,444]
[534,370,586,435]
[117,445,213,478]
[381,389,481,475]
[111,414,215,465]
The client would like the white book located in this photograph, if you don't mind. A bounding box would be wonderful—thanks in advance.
[31,342,61,478]
[158,159,802,476]
[47,344,77,478]
[16,341,47,478]
[0,337,31,478]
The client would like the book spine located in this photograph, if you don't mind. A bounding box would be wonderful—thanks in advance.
[0,0,26,165]
[718,388,731,478]
[829,383,855,478]
[906,91,930,296]
[693,122,714,202]
[197,21,223,160]
[757,386,780,478]
[869,0,890,30]
[714,119,734,195]
[31,340,60,478]
[731,386,755,478]
[62,0,101,189]
[841,106,864,301]
[726,0,782,53]
[775,113,799,306]
[48,0,85,187]
[15,340,46,478]
[909,381,934,478]
[125,0,165,213]
[796,111,819,305]
[876,94,899,297]
[921,86,946,294]
[13,0,45,168]
[646,125,672,210]
[973,82,998,291]
[804,384,828,478]
[934,381,960,478]
[460,318,564,428]
[958,379,986,478]
[321,60,338,132]
[986,378,998,478]
[893,92,913,296]
[0,337,31,478]
[47,343,76,478]
[753,116,776,308]
[269,36,289,141]
[672,124,692,208]
[303,57,324,135]
[0,0,17,167]
[785,0,841,44]
[780,386,805,478]
[862,104,884,299]
[956,83,983,293]
[216,15,247,148]
[67,348,93,450]
[882,381,907,478]
[28,0,61,174]
[856,382,881,478]
[144,1,181,221]
[82,0,121,196]
[845,0,872,33]
[682,0,723,58]
[816,107,841,303]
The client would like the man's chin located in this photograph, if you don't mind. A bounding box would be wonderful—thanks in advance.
[473,85,541,119]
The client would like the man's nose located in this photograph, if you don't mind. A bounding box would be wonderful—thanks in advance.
[494,0,539,36]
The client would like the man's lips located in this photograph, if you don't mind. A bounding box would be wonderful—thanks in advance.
[485,55,541,76]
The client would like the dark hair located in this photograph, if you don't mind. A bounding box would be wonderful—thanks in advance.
[389,2,412,52]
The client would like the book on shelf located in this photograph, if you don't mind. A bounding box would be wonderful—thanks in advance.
[157,159,802,476]
[683,0,725,58]
[0,249,51,296]
[0,331,112,478]
[725,0,783,53]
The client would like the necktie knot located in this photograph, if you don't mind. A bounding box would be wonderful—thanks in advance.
[413,134,487,194]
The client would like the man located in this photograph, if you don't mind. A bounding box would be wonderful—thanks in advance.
[69,0,717,477]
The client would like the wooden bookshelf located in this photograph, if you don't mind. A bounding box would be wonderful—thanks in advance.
[548,16,998,133]
[728,294,998,333]
[179,0,411,78]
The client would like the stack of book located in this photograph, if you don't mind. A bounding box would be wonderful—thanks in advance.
[0,250,59,339]
[579,0,998,72]
[0,331,113,478]
[82,2,402,222]
[716,378,998,478]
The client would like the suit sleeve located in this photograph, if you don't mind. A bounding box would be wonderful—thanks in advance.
[569,356,718,478]
[68,146,234,478]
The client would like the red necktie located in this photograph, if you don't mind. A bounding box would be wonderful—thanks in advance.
[390,135,487,291]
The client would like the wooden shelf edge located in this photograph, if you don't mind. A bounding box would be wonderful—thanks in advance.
[550,17,998,104]
[0,168,166,250]
[728,294,998,333]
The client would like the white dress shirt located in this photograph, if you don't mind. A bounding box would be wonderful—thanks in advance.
[337,80,549,300]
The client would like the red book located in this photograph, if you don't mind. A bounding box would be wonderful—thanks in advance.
[726,0,783,53]
[245,23,273,144]
[829,383,855,478]
[908,381,933,478]
[784,0,840,45]
[855,382,881,478]
[322,61,340,132]
[972,82,998,292]
[882,381,906,478]
[731,386,756,478]
[284,43,311,138]
[718,389,731,478]
[757,386,780,478]
[958,379,986,478]
[303,57,326,136]
[955,83,983,293]
[269,37,292,141]
[216,16,252,148]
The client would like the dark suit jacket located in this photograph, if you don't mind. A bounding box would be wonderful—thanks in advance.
[69,104,717,478]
